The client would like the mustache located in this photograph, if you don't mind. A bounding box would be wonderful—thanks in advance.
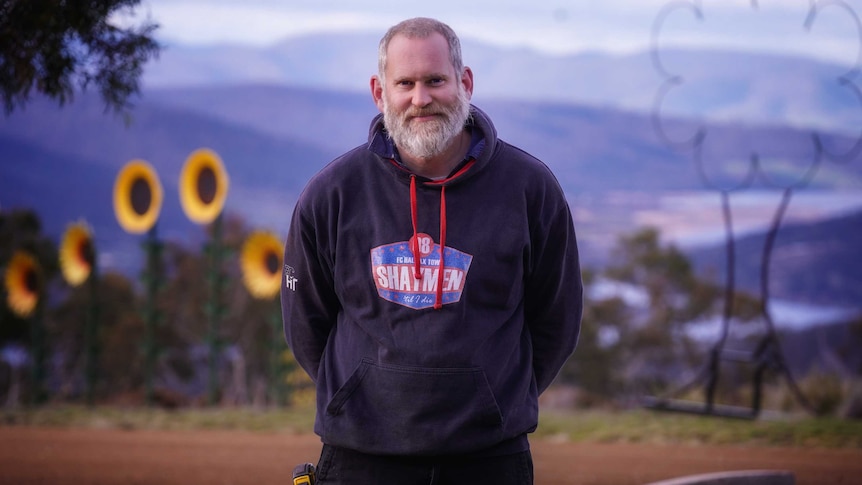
[405,106,446,118]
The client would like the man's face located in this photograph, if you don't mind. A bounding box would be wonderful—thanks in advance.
[376,33,472,160]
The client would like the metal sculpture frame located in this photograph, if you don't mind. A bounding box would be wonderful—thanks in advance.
[644,0,861,419]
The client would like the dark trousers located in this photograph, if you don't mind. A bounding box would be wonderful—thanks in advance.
[314,444,534,485]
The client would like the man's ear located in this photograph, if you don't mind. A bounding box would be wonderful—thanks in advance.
[461,67,474,99]
[370,75,385,112]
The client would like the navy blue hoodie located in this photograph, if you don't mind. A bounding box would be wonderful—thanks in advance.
[281,105,582,456]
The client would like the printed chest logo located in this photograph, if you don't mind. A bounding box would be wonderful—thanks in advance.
[370,233,473,310]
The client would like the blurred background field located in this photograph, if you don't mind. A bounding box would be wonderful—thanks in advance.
[3,400,861,449]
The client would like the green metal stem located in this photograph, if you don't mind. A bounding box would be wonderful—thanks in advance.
[142,225,163,406]
[83,262,100,406]
[269,307,287,406]
[29,301,46,406]
[207,214,226,406]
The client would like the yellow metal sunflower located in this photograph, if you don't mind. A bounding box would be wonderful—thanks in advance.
[113,160,163,234]
[4,251,41,318]
[59,220,95,287]
[179,148,229,225]
[240,231,283,300]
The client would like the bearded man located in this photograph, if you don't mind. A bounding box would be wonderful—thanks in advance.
[281,17,583,485]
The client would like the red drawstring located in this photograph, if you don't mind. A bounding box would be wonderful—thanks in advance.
[405,160,475,310]
[435,186,446,309]
[410,175,421,279]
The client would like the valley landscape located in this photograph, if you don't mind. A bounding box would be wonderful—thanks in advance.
[2,37,861,314]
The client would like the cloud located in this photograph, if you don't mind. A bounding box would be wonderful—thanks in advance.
[130,0,862,61]
[141,4,383,46]
[652,0,862,64]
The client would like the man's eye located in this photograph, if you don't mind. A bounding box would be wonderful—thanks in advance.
[428,79,444,86]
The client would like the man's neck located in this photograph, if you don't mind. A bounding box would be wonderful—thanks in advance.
[400,130,470,179]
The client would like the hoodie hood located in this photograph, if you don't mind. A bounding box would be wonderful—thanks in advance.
[367,104,498,187]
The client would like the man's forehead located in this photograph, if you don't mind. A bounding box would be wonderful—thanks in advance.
[387,31,449,54]
[385,33,452,72]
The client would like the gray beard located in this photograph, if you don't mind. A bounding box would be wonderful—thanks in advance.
[382,87,471,160]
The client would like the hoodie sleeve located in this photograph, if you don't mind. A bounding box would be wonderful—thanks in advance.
[281,198,339,382]
[525,181,583,395]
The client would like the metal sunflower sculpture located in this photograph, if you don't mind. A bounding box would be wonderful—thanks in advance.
[179,148,229,225]
[180,148,230,405]
[4,250,41,318]
[115,159,164,406]
[59,220,102,405]
[241,231,284,300]
[5,250,47,404]
[113,160,163,234]
[242,230,290,405]
[59,221,95,287]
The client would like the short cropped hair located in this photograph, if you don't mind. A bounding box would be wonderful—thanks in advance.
[377,17,464,83]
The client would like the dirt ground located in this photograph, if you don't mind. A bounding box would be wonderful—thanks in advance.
[0,426,860,485]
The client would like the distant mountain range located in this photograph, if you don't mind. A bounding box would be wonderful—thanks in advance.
[146,33,862,135]
[688,209,862,309]
[1,34,861,315]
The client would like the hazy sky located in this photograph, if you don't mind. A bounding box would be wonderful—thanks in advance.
[130,0,862,65]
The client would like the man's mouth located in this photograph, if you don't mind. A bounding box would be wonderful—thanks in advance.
[409,112,441,122]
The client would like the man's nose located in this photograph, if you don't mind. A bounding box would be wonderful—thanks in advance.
[412,85,432,107]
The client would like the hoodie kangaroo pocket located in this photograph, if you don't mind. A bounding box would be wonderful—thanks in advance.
[324,358,504,455]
